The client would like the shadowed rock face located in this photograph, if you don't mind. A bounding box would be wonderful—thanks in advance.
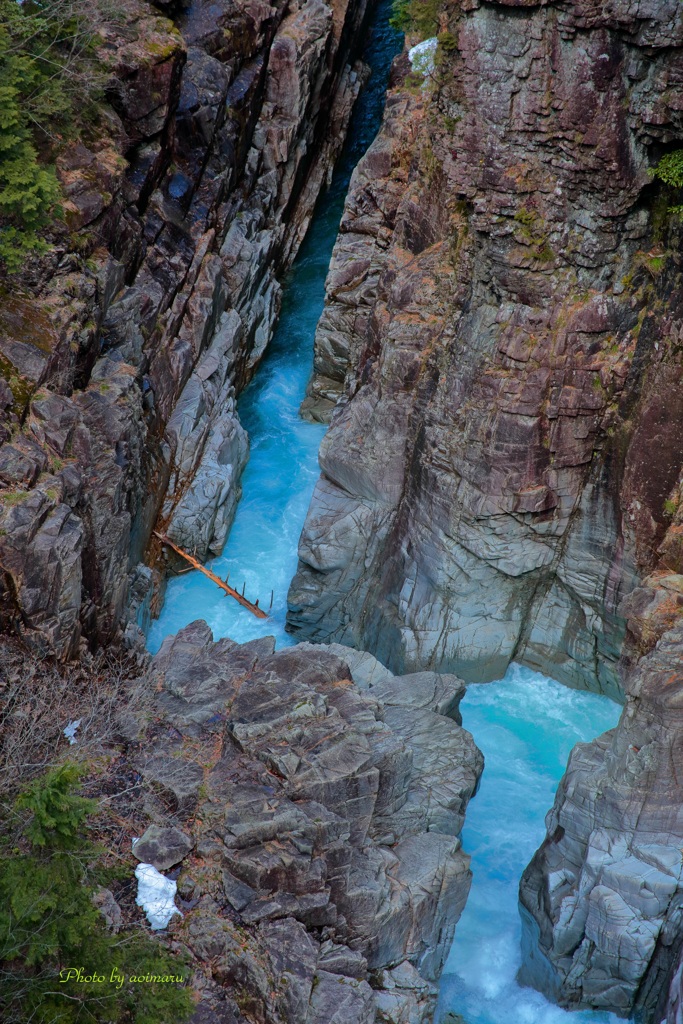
[287,0,683,697]
[137,623,483,1023]
[516,542,683,1021]
[0,0,370,658]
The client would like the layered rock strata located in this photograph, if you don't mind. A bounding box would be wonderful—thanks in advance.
[0,0,369,657]
[288,0,683,698]
[129,624,483,1023]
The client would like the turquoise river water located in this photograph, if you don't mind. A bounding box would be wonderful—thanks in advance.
[148,5,623,1022]
[435,666,619,1024]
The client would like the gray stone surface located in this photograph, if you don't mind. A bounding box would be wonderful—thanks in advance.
[663,946,683,1024]
[298,642,467,722]
[520,623,683,1022]
[132,825,194,870]
[92,888,123,934]
[136,623,483,1023]
[141,752,204,818]
[374,961,438,1024]
[163,310,249,559]
[0,0,372,659]
[288,0,683,701]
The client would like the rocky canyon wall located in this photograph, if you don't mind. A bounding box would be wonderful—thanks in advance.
[0,0,370,658]
[287,0,683,699]
[286,1,683,1018]
[519,563,683,1023]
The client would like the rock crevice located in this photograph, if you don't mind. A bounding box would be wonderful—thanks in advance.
[0,0,371,657]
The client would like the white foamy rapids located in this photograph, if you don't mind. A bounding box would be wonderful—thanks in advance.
[436,663,621,1024]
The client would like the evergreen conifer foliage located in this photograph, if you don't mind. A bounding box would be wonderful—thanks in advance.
[0,0,105,272]
[649,150,683,216]
[0,764,194,1023]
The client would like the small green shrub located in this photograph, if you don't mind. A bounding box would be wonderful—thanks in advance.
[0,763,194,1024]
[390,0,441,37]
[650,151,683,218]
[404,70,427,93]
[441,113,461,132]
[0,489,29,507]
[514,208,536,230]
[513,206,555,262]
[0,0,106,272]
[535,243,555,262]
[633,250,668,278]
[652,151,683,189]
[437,30,458,52]
[0,79,61,270]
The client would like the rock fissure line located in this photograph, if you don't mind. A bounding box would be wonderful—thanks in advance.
[3,4,494,1020]
[3,0,683,1021]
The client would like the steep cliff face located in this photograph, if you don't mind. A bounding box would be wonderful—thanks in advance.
[121,626,483,1024]
[517,580,683,1020]
[287,0,683,697]
[0,0,369,658]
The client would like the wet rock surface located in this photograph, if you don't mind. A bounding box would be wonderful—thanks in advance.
[288,0,683,699]
[284,2,683,1018]
[129,624,483,1024]
[518,492,683,1021]
[3,0,683,1020]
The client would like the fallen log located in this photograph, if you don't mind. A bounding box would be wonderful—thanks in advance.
[154,531,268,620]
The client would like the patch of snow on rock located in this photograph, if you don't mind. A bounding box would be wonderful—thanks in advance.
[63,719,82,745]
[135,863,182,930]
[408,37,438,77]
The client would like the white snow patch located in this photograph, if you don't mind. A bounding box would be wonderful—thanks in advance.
[63,719,82,745]
[408,37,438,77]
[135,863,182,930]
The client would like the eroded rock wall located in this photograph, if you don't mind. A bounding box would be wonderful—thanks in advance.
[519,562,683,1021]
[287,0,683,697]
[0,0,369,657]
[128,624,483,1024]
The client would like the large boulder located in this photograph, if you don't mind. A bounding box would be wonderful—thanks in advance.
[133,624,483,1023]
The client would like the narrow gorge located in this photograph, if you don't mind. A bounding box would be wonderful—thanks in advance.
[1,0,683,1023]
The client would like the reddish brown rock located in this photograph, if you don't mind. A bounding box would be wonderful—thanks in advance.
[288,0,683,700]
[286,9,683,1017]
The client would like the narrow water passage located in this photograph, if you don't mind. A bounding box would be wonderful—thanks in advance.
[436,664,621,1024]
[148,11,626,1024]
[148,0,403,653]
